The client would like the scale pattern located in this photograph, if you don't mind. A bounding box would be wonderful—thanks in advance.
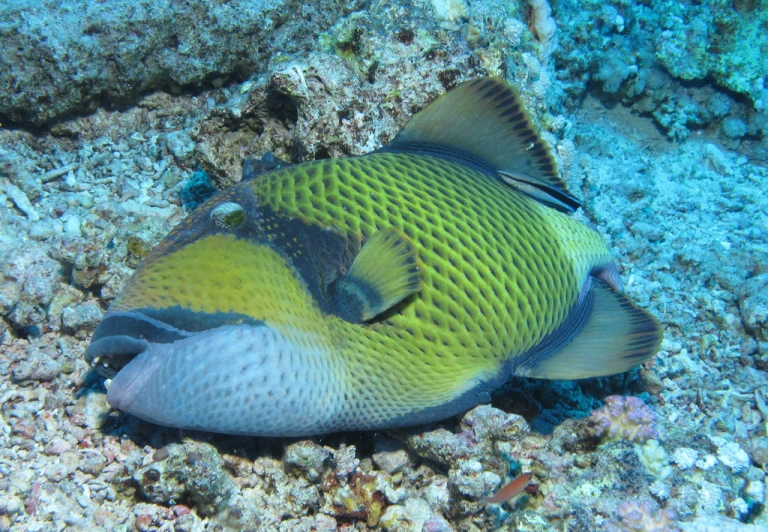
[107,149,614,430]
[247,151,611,427]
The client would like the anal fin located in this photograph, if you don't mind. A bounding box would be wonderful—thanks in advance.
[330,227,423,323]
[516,279,663,379]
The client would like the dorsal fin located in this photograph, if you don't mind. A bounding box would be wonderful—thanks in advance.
[242,152,291,181]
[390,77,580,212]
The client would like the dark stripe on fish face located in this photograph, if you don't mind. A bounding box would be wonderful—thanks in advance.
[87,311,189,377]
[137,306,265,334]
[256,204,356,315]
[90,311,191,346]
[87,336,149,378]
[86,308,266,376]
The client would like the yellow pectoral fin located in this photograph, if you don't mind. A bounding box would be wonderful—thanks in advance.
[330,227,423,322]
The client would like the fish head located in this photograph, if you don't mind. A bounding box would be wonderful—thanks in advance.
[85,183,344,435]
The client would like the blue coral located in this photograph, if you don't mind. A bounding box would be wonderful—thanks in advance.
[180,169,218,210]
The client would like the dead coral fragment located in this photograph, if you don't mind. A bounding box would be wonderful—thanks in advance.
[529,0,556,44]
[283,440,333,482]
[407,405,530,468]
[529,0,557,59]
[329,472,387,527]
[133,441,235,517]
[604,498,680,532]
[589,395,660,444]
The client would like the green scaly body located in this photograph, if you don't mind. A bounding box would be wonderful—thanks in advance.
[246,151,610,426]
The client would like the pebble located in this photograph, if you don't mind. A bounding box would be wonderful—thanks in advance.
[42,163,79,183]
[751,437,768,466]
[283,440,333,482]
[744,480,765,504]
[423,515,455,532]
[61,301,103,335]
[333,444,359,478]
[716,442,751,472]
[696,454,718,471]
[4,182,40,221]
[672,447,698,470]
[372,450,410,475]
[379,497,432,532]
[313,513,337,531]
[63,215,82,237]
[449,459,501,500]
[44,437,73,456]
[81,392,112,430]
[165,130,196,161]
[28,220,56,241]
[11,346,61,382]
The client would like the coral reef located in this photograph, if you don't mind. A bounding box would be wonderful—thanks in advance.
[636,440,673,480]
[0,0,347,127]
[549,0,768,152]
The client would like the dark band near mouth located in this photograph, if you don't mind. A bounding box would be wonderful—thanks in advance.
[85,310,192,377]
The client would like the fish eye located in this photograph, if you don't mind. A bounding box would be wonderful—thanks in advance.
[210,202,246,229]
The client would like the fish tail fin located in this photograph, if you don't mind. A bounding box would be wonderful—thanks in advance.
[516,279,663,379]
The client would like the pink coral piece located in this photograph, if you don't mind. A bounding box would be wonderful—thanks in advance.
[590,395,659,443]
[605,499,680,532]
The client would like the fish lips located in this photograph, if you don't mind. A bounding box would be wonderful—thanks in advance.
[85,310,191,377]
[105,342,164,416]
[107,327,208,422]
[86,334,149,377]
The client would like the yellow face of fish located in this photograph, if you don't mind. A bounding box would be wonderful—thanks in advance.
[86,78,662,436]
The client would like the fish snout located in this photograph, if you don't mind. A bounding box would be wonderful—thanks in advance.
[102,324,346,436]
[105,347,153,412]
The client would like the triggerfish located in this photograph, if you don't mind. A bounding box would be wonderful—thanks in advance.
[85,77,662,437]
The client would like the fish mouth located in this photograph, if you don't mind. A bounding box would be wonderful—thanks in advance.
[85,311,192,377]
[86,334,149,377]
[105,346,153,412]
